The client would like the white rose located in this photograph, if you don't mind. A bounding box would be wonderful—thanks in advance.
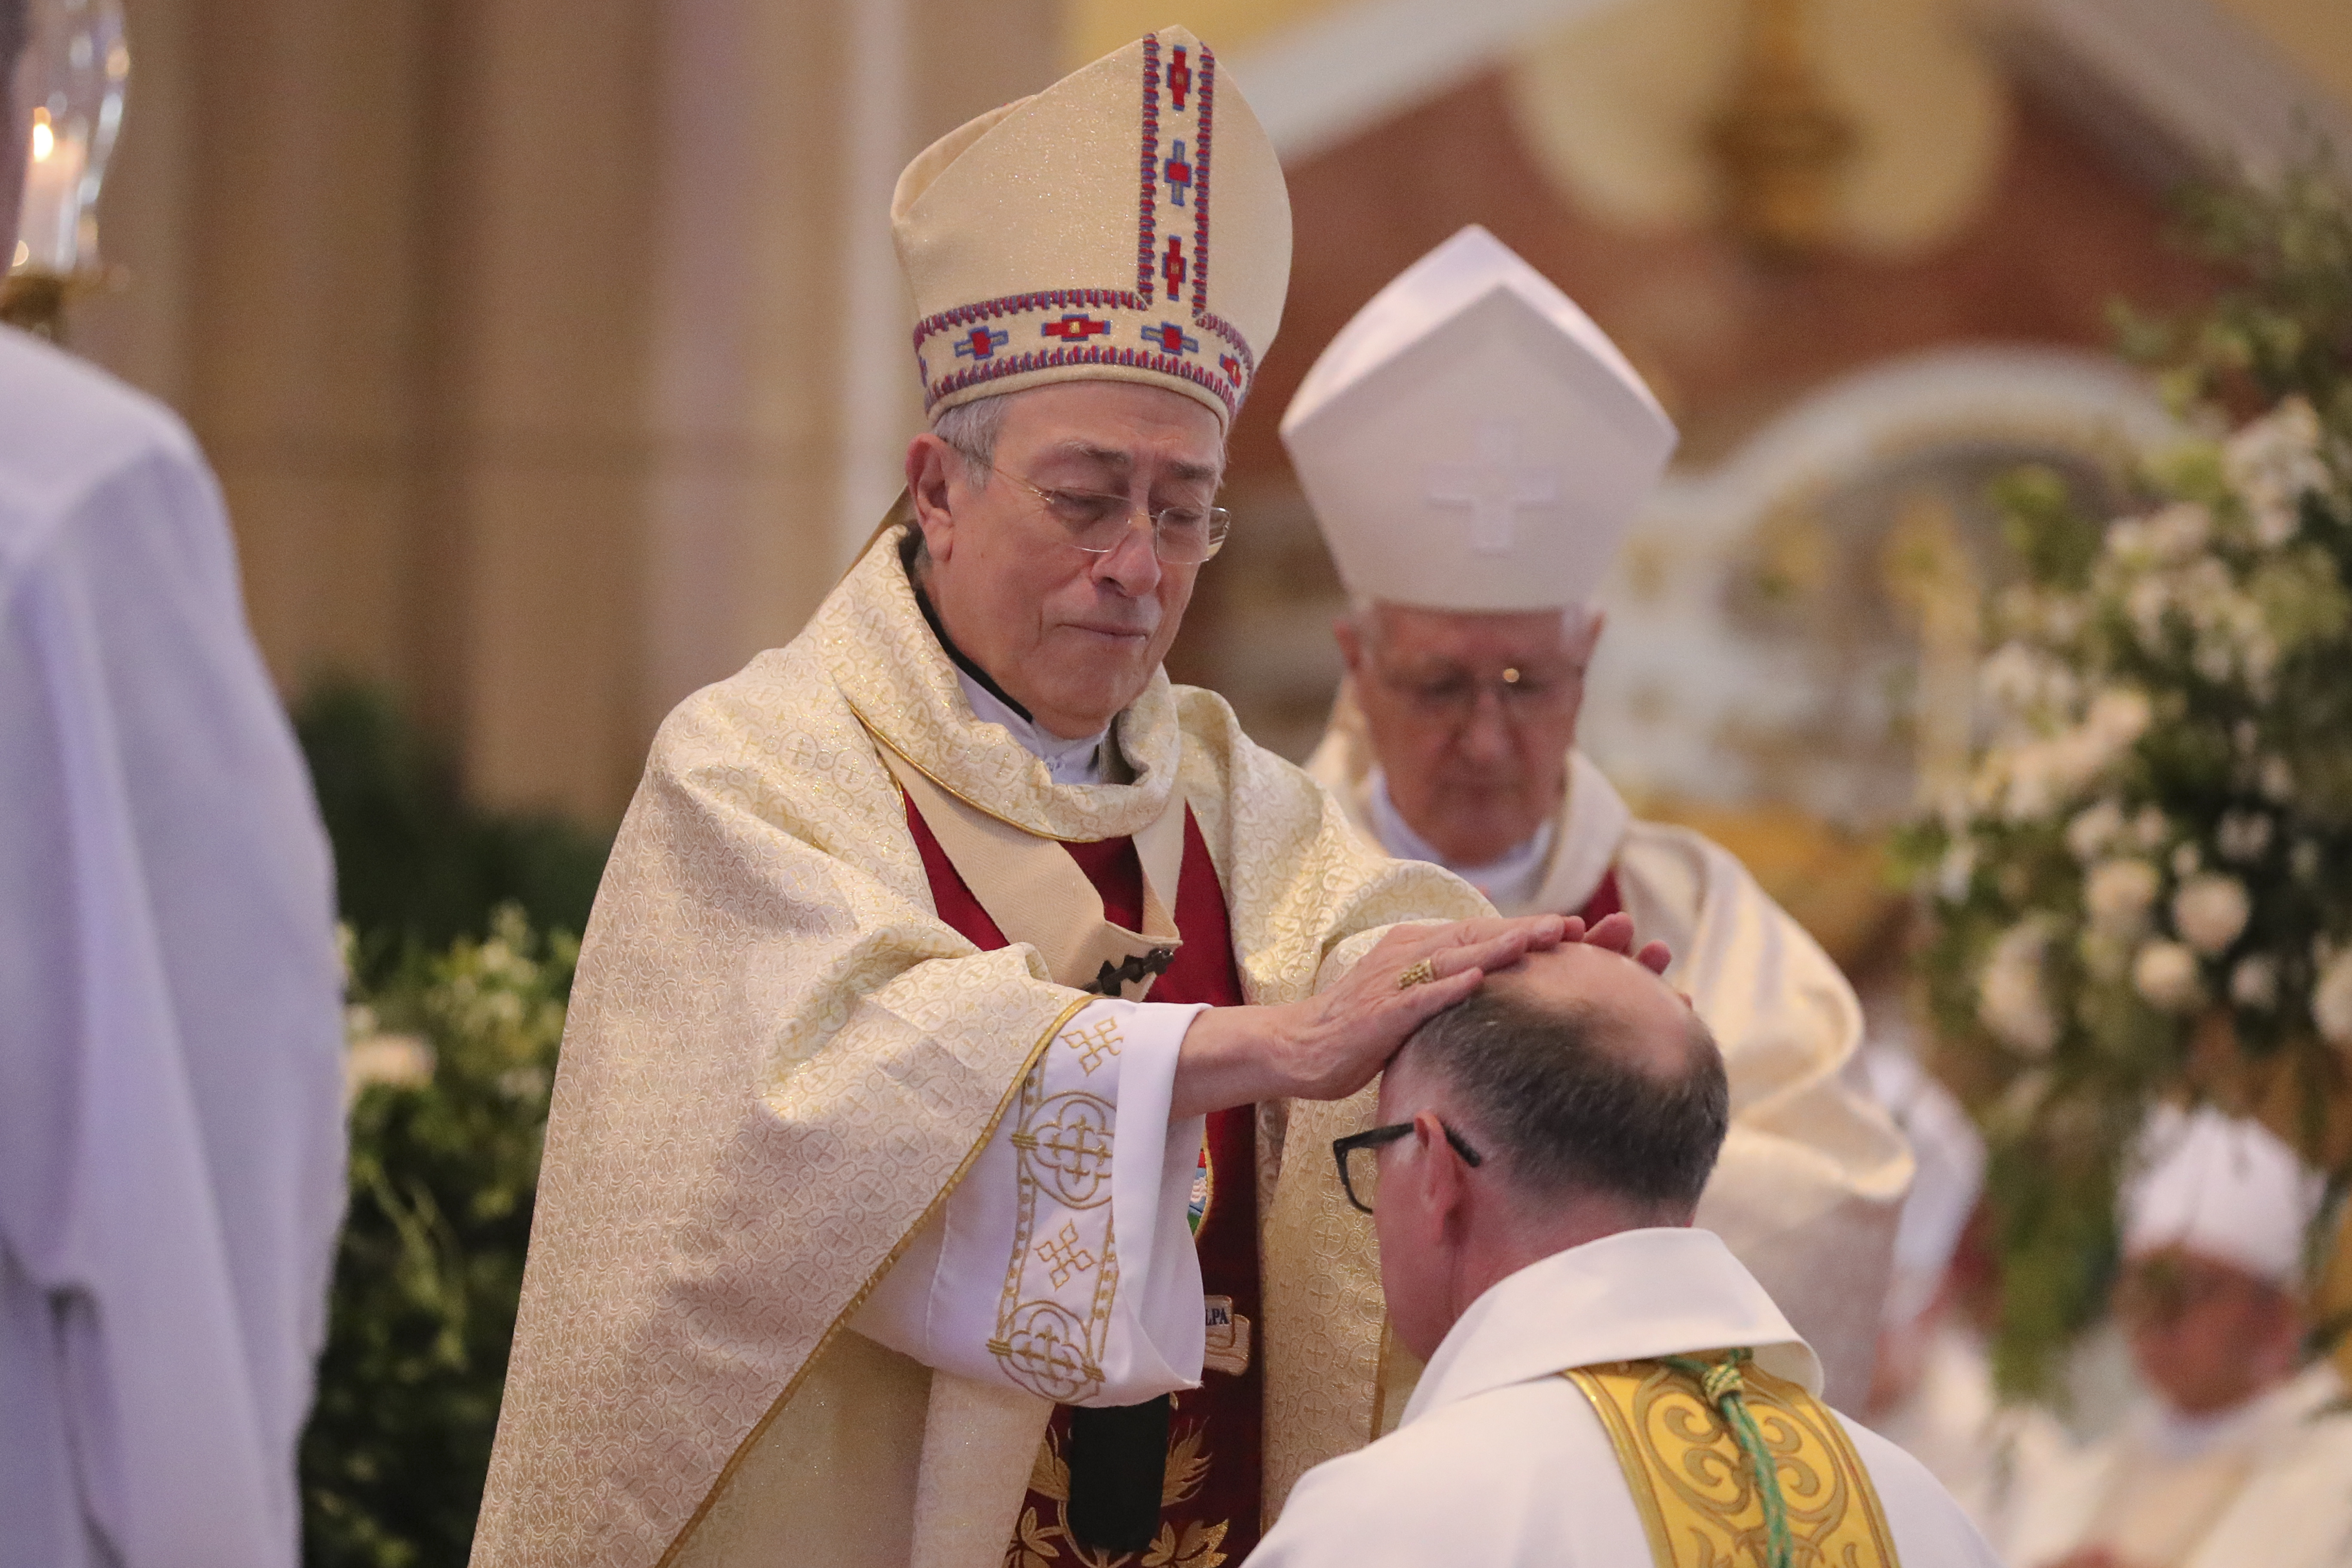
[1978,642,2051,715]
[2003,743,2060,822]
[2260,756,2296,802]
[2171,873,2251,954]
[2067,800,2125,862]
[2086,858,2161,934]
[2085,688,2153,748]
[345,1032,437,1099]
[2226,398,2327,547]
[1937,840,1978,903]
[2315,951,2352,1047]
[2133,940,2203,1012]
[2146,502,2213,562]
[2127,577,2173,647]
[2132,806,2169,849]
[2047,727,2113,795]
[2246,486,2301,548]
[2231,955,2279,1011]
[1980,922,2060,1056]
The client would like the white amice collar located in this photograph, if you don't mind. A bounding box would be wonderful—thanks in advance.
[954,667,1112,787]
[1368,768,1555,910]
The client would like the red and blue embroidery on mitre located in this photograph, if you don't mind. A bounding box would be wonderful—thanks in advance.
[911,36,1258,424]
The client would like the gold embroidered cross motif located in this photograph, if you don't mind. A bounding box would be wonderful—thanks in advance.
[991,1302,1103,1402]
[1061,1017,1125,1074]
[1038,1221,1099,1288]
[1015,1098,1117,1207]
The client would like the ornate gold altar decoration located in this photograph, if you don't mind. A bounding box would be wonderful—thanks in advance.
[1706,0,1859,259]
[3,0,129,343]
[1505,0,2006,260]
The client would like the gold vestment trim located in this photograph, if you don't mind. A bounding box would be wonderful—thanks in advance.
[1564,1357,1902,1568]
[654,992,1096,1568]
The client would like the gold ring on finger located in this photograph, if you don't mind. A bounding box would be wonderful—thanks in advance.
[1396,957,1437,989]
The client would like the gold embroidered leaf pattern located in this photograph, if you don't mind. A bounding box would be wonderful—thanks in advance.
[1159,1422,1211,1506]
[1029,1432,1071,1502]
[1011,1504,1059,1564]
[1144,1519,1228,1568]
[1565,1360,1900,1568]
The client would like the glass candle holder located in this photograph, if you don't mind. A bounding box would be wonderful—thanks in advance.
[10,0,129,279]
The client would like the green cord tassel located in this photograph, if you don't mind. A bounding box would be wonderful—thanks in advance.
[1660,1350,1792,1568]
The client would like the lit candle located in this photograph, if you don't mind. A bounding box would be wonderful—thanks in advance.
[15,110,89,274]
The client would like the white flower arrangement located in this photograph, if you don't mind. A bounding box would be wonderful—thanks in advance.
[1904,395,2350,1394]
[1914,395,2349,1079]
[1901,165,2352,1399]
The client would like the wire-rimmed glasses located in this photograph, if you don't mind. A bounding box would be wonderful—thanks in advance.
[977,461,1232,565]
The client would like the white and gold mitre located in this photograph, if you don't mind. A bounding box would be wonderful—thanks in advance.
[891,27,1290,429]
[1280,225,1677,611]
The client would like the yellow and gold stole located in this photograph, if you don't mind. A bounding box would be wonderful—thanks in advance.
[1564,1351,1902,1568]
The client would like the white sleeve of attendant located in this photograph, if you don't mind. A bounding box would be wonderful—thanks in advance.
[854,996,1208,1406]
[0,414,344,1568]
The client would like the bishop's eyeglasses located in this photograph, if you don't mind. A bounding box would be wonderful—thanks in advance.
[979,460,1232,565]
[1332,1120,1484,1215]
[1372,659,1587,725]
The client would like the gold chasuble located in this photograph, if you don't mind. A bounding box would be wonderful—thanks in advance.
[469,527,1485,1568]
[1567,1354,1901,1568]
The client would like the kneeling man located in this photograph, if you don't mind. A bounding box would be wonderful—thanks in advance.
[1251,943,1996,1568]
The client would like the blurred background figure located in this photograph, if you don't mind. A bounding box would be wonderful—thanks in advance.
[2005,1108,2352,1568]
[0,0,347,1561]
[1859,1044,2064,1539]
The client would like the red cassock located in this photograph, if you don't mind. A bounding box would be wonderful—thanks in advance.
[906,798,1623,1565]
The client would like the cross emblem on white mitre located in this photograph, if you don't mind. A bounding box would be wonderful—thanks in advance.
[1424,420,1560,554]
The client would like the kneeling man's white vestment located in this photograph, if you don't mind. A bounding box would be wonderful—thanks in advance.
[1249,1229,2000,1568]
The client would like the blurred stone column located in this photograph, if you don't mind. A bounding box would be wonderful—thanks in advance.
[430,0,662,818]
[640,0,1057,754]
[80,0,1052,824]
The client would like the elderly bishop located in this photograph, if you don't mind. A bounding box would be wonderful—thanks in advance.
[469,34,1604,1568]
[1286,227,1913,1410]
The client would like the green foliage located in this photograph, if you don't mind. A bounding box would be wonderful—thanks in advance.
[294,679,612,985]
[292,680,606,1563]
[301,909,576,1568]
[1901,158,2352,1401]
[2115,158,2352,432]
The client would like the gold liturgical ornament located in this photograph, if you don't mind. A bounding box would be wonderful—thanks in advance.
[3,0,129,343]
[1707,0,1858,260]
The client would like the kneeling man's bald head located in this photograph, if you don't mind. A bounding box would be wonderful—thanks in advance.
[1371,943,1729,1359]
[1394,943,1727,1219]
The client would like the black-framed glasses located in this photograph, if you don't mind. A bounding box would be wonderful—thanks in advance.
[968,457,1232,565]
[1331,1120,1484,1215]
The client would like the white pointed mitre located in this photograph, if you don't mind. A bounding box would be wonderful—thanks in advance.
[892,27,1290,429]
[1281,226,1676,610]
[2122,1105,2321,1286]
